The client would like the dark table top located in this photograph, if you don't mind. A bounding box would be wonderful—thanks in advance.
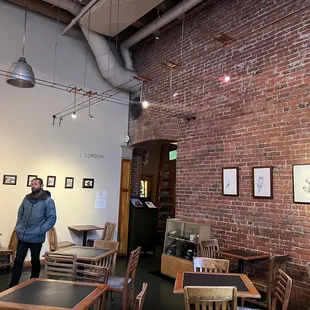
[68,225,104,232]
[174,272,260,298]
[215,249,270,261]
[54,246,113,262]
[0,279,107,310]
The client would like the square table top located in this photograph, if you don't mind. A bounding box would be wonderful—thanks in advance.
[173,272,261,298]
[0,278,107,310]
[54,246,116,262]
[68,225,104,232]
[214,249,270,261]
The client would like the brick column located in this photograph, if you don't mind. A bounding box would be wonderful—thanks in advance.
[130,154,143,196]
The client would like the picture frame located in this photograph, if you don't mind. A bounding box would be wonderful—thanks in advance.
[27,175,37,187]
[292,164,310,204]
[82,178,94,189]
[222,167,239,196]
[3,175,17,185]
[65,177,74,189]
[252,166,273,199]
[46,176,56,188]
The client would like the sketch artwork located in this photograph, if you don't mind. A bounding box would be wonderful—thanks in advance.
[222,168,238,196]
[253,167,273,198]
[293,165,310,204]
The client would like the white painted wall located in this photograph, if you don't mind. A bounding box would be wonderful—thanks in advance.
[0,1,129,256]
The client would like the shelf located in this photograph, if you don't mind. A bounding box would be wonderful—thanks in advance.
[168,236,198,244]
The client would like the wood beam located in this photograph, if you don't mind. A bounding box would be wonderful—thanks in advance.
[7,0,74,25]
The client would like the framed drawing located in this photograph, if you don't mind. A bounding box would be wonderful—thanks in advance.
[47,176,56,188]
[293,164,310,204]
[3,175,17,185]
[65,177,74,189]
[252,166,273,199]
[82,178,94,189]
[27,175,37,187]
[222,167,239,196]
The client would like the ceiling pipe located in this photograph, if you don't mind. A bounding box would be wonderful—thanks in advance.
[61,0,100,36]
[120,0,204,70]
[43,0,140,93]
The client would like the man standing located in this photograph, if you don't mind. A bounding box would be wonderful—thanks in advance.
[9,178,56,287]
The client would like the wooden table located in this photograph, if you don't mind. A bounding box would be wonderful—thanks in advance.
[215,249,270,273]
[54,246,116,264]
[174,272,261,299]
[68,225,104,246]
[0,278,107,310]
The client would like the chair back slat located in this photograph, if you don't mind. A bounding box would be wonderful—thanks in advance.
[47,227,58,252]
[268,254,289,290]
[102,222,117,241]
[184,286,237,310]
[8,231,18,250]
[271,269,292,310]
[75,263,109,284]
[134,283,148,310]
[94,240,119,275]
[199,239,219,258]
[193,257,229,273]
[45,252,76,281]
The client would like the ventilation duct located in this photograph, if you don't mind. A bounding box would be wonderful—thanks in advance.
[43,0,140,93]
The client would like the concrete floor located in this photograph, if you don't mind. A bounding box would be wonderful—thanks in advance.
[0,253,184,310]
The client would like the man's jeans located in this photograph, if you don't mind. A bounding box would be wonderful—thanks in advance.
[9,240,42,287]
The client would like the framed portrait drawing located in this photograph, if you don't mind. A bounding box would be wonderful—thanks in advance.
[222,167,239,196]
[252,166,273,199]
[27,175,37,187]
[82,178,94,189]
[65,177,74,189]
[47,176,56,188]
[3,175,17,185]
[293,164,310,204]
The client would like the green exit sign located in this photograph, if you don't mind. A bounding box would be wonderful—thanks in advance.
[169,150,177,160]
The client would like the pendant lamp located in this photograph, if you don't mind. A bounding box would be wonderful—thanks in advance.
[6,0,35,88]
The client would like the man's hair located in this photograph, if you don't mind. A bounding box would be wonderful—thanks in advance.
[32,178,43,185]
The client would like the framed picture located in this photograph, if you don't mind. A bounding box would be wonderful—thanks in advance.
[222,167,239,196]
[47,176,56,188]
[82,178,94,189]
[292,164,310,204]
[65,177,74,189]
[252,166,273,199]
[3,175,17,185]
[27,175,37,187]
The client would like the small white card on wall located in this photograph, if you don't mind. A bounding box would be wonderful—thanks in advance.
[95,198,106,209]
[102,190,107,199]
[95,191,100,199]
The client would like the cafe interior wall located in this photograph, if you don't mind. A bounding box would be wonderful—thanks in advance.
[0,1,129,258]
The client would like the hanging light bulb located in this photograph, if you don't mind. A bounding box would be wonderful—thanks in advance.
[88,94,95,119]
[6,0,35,88]
[142,100,149,109]
[221,74,231,84]
[173,92,179,98]
[71,112,77,119]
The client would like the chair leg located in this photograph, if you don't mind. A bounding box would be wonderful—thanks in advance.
[240,298,245,306]
[110,291,114,303]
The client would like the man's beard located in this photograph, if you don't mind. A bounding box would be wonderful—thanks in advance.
[31,188,41,194]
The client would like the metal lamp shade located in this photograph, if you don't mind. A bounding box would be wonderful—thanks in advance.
[6,56,35,88]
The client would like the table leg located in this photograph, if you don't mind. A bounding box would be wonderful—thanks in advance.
[238,259,244,273]
[83,231,88,246]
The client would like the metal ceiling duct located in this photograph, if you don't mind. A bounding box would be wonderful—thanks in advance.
[43,0,140,93]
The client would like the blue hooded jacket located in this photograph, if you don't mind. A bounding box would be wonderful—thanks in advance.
[15,190,57,243]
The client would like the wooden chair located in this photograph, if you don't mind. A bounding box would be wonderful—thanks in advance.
[107,246,141,310]
[184,286,238,310]
[193,257,230,273]
[45,252,77,281]
[0,230,18,270]
[306,261,310,278]
[240,269,292,310]
[199,239,219,258]
[47,227,75,252]
[102,222,117,241]
[75,263,109,284]
[241,254,288,309]
[134,283,148,310]
[94,240,119,275]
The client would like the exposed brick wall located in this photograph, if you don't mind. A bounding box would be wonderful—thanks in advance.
[129,0,310,308]
[131,154,143,196]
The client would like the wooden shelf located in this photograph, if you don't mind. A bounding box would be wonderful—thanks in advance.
[168,236,198,245]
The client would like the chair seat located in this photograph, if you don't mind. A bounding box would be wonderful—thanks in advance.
[0,247,13,255]
[249,275,268,291]
[57,241,75,249]
[107,276,131,291]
